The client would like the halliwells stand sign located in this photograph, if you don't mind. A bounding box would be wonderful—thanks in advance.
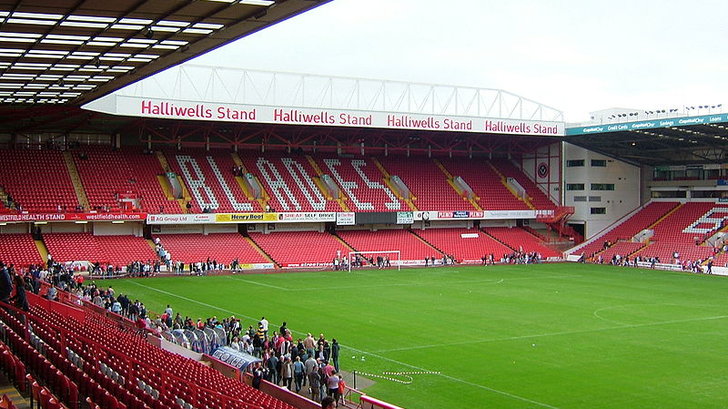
[84,95,564,137]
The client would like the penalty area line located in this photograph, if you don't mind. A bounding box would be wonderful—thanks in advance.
[223,275,290,290]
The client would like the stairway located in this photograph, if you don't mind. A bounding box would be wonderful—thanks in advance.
[34,239,49,263]
[487,162,532,209]
[62,152,90,211]
[306,155,349,211]
[433,159,481,210]
[244,235,280,268]
[371,157,418,211]
[408,230,446,254]
[155,151,192,213]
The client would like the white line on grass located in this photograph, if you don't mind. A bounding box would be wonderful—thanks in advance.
[375,314,728,353]
[263,274,575,292]
[125,280,261,323]
[223,276,290,290]
[126,280,564,409]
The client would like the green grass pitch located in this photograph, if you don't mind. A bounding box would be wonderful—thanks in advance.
[107,263,728,409]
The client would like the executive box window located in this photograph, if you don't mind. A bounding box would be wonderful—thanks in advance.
[566,159,585,167]
[591,183,615,191]
[591,159,607,167]
[590,207,606,214]
[566,183,585,191]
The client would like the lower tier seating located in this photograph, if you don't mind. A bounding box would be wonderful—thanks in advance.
[249,231,347,267]
[155,233,269,266]
[0,234,42,267]
[483,227,562,258]
[414,228,512,262]
[336,229,436,261]
[44,233,156,267]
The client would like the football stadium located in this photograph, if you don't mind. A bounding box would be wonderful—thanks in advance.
[0,1,726,409]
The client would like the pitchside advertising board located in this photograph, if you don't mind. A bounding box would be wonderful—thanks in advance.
[566,113,728,135]
[144,209,554,224]
[83,95,565,137]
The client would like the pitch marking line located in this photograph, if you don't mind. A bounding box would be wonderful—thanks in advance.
[223,276,290,290]
[375,314,728,353]
[126,280,564,409]
[224,274,576,292]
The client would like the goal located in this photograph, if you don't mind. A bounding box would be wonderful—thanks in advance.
[348,250,401,272]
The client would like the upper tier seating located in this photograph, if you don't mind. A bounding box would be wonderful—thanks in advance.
[44,233,156,266]
[414,228,511,262]
[165,150,261,214]
[74,147,173,214]
[378,157,471,211]
[440,159,530,211]
[575,201,679,259]
[491,160,557,210]
[0,234,42,267]
[239,152,340,212]
[337,229,436,261]
[314,156,405,212]
[154,233,268,265]
[0,149,79,213]
[483,227,562,258]
[249,231,346,267]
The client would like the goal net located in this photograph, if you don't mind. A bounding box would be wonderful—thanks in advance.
[348,250,401,272]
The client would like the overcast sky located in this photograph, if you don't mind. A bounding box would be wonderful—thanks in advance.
[188,0,728,122]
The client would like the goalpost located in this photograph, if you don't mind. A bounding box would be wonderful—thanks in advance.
[348,250,401,272]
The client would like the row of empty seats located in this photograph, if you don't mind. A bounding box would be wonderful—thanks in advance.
[483,227,562,258]
[441,159,530,211]
[0,227,564,268]
[155,233,269,265]
[634,203,728,263]
[572,201,728,265]
[414,228,512,261]
[0,233,43,266]
[0,147,556,215]
[248,231,348,267]
[74,147,173,214]
[0,290,296,409]
[0,150,79,213]
[337,229,435,261]
[44,233,156,266]
[575,202,679,259]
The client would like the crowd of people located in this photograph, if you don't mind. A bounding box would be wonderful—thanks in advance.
[480,251,543,265]
[66,280,348,405]
[589,251,717,274]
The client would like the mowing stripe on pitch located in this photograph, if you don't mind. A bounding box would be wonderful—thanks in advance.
[126,279,564,409]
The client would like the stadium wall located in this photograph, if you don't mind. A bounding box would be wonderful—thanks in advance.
[521,142,562,205]
[92,222,142,236]
[563,143,641,239]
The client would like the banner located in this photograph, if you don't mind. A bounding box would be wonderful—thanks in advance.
[146,214,215,224]
[277,212,336,223]
[211,347,261,371]
[414,210,539,220]
[567,113,728,135]
[0,212,146,223]
[215,213,279,223]
[336,212,356,226]
[239,263,275,270]
[84,95,565,137]
[396,211,414,224]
